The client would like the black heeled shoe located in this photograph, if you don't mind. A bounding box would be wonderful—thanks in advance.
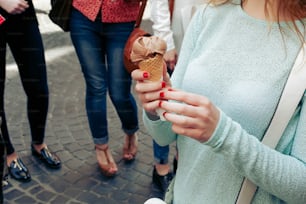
[31,145,61,169]
[8,158,31,182]
[152,166,173,193]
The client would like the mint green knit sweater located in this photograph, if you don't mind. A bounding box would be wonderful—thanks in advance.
[143,3,306,204]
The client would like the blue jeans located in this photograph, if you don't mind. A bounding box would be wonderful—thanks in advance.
[153,140,169,164]
[70,9,138,144]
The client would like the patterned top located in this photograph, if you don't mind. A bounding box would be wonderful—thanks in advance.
[72,0,140,23]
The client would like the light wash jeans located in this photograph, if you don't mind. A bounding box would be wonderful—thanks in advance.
[70,8,138,144]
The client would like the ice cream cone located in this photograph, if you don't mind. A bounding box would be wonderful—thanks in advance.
[130,36,167,120]
[138,54,164,82]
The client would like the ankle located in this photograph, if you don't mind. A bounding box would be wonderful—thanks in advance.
[7,152,18,166]
[126,133,136,140]
[32,143,47,152]
[155,163,170,176]
[95,144,108,151]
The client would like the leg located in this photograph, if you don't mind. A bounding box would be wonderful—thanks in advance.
[8,23,48,146]
[7,13,60,169]
[0,127,4,203]
[152,140,173,193]
[70,9,117,176]
[0,17,32,182]
[105,22,139,161]
[70,9,108,145]
[0,24,14,157]
[106,22,138,135]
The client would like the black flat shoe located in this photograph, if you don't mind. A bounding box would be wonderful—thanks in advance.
[152,166,173,193]
[8,158,31,182]
[2,173,9,187]
[31,145,61,169]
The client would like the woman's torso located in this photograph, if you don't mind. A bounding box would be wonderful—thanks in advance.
[172,3,305,203]
[72,0,140,23]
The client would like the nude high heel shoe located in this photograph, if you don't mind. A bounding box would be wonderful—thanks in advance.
[95,145,118,177]
[123,134,138,161]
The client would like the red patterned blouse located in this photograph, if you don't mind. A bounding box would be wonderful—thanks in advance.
[72,0,140,23]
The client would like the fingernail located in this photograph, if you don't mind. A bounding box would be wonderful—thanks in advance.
[143,72,149,78]
[160,92,165,98]
[161,81,166,88]
[168,88,173,91]
[163,112,167,118]
[158,101,163,108]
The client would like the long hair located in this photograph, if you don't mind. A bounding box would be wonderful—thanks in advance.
[206,0,306,43]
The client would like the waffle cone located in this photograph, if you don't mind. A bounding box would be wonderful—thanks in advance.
[138,54,164,82]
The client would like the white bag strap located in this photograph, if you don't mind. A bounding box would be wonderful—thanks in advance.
[236,44,306,204]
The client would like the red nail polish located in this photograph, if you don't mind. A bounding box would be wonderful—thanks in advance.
[143,72,149,78]
[160,92,165,98]
[158,101,162,108]
[163,112,167,118]
[161,81,166,88]
[0,15,6,25]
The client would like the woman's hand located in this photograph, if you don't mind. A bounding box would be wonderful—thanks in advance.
[0,0,29,15]
[158,88,220,142]
[163,49,178,71]
[131,63,171,116]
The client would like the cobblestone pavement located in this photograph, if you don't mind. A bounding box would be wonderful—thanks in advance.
[3,1,175,203]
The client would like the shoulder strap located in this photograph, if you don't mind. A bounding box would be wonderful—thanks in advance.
[236,44,306,204]
[168,0,175,21]
[134,0,148,28]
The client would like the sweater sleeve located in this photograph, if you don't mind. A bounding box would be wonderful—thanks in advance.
[205,93,306,203]
[143,111,176,146]
[142,6,207,146]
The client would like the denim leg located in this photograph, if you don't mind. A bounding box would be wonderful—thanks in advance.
[70,9,108,144]
[153,140,169,164]
[105,23,139,135]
